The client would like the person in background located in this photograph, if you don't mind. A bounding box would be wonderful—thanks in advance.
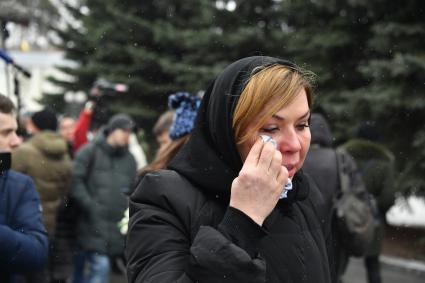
[339,122,396,283]
[59,115,76,158]
[127,56,335,282]
[0,94,48,282]
[50,115,78,282]
[16,109,33,142]
[302,113,336,211]
[138,92,201,176]
[303,113,372,282]
[152,110,174,156]
[12,107,73,282]
[128,131,148,171]
[12,108,72,236]
[71,113,137,283]
[73,100,147,170]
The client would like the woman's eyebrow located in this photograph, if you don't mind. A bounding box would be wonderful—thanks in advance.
[272,110,310,121]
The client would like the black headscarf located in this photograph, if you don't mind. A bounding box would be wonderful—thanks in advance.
[168,56,308,203]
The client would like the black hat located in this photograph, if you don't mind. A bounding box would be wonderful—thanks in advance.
[106,113,135,133]
[31,108,58,131]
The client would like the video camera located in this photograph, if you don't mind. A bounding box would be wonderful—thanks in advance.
[89,78,128,98]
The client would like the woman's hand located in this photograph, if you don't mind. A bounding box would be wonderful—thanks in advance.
[230,138,288,226]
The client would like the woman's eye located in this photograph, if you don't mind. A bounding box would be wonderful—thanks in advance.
[261,127,278,133]
[296,123,310,130]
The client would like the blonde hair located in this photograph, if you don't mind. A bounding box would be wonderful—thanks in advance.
[233,64,315,144]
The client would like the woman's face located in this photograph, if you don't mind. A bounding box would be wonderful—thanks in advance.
[237,88,311,178]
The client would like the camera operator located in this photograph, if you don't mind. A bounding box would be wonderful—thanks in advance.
[73,78,128,154]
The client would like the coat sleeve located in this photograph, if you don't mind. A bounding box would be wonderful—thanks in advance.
[0,176,48,271]
[69,144,94,212]
[126,172,266,283]
[73,109,92,153]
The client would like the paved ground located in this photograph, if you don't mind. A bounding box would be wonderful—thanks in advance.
[342,257,425,283]
[381,225,425,262]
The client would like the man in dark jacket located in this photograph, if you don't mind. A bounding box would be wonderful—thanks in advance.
[339,123,396,283]
[303,113,373,281]
[0,94,48,282]
[303,113,338,211]
[12,108,72,282]
[71,113,137,283]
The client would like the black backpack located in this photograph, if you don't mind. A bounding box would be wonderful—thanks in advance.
[334,148,377,257]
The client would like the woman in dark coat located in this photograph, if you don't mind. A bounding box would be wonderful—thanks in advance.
[126,56,335,283]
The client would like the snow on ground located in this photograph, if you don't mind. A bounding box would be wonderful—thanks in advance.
[386,196,425,228]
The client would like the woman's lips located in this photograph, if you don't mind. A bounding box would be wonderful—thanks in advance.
[284,164,296,177]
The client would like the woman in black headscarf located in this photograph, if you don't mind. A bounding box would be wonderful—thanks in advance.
[126,56,335,283]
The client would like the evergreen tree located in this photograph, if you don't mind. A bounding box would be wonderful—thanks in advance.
[279,0,374,136]
[280,0,425,194]
[212,0,289,59]
[354,0,425,194]
[48,0,291,133]
[48,0,224,125]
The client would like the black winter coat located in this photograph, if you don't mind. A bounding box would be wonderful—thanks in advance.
[303,113,345,277]
[71,131,136,256]
[127,170,334,283]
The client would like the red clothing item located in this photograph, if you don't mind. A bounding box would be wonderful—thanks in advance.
[73,110,92,153]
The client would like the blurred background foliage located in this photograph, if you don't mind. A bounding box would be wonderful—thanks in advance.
[7,0,424,196]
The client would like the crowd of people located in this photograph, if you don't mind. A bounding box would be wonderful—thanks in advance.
[1,55,397,283]
[0,93,145,282]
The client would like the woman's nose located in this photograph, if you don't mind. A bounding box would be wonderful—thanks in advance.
[277,128,301,152]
